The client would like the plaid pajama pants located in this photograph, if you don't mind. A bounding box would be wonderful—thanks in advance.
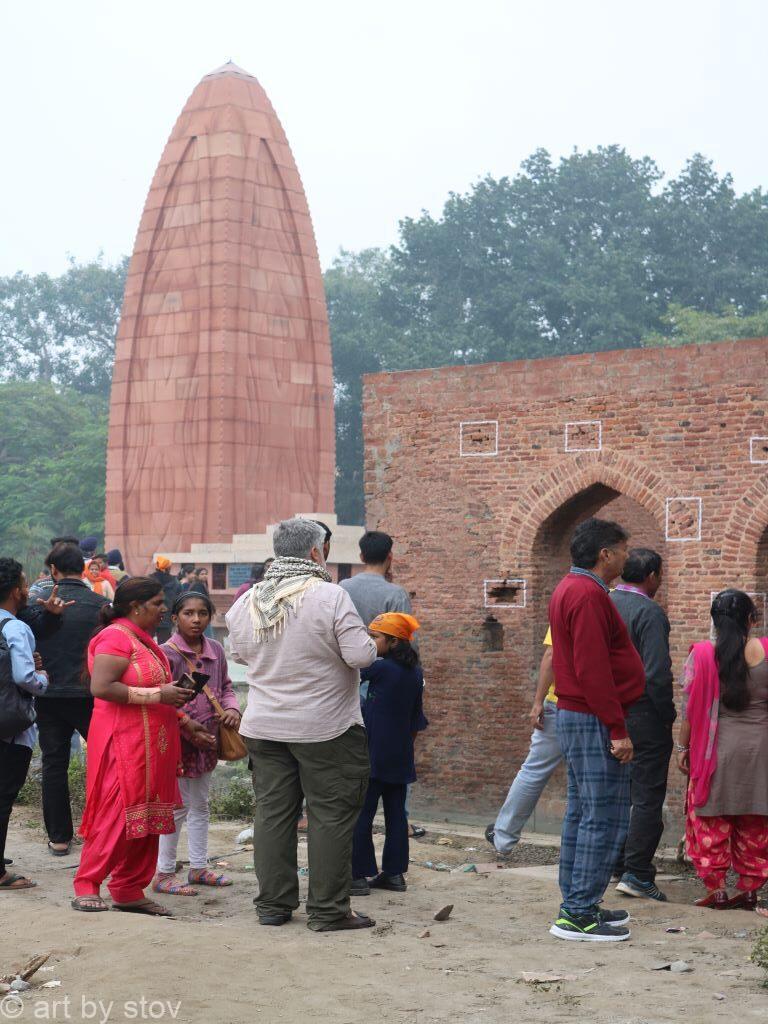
[556,708,631,915]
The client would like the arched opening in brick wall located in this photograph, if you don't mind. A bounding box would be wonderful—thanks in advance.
[528,481,666,827]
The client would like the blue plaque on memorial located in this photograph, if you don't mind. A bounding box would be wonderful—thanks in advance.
[227,564,253,589]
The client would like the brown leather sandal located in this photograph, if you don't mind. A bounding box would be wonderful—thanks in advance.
[71,895,108,912]
[112,898,172,917]
[0,873,36,891]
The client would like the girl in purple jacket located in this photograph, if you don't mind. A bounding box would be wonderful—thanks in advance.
[153,593,241,895]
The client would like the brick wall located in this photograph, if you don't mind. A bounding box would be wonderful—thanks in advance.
[363,337,768,828]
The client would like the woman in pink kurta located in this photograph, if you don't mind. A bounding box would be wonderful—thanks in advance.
[72,578,215,915]
[678,589,768,911]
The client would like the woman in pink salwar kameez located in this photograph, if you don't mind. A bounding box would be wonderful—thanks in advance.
[71,577,215,916]
[678,589,768,912]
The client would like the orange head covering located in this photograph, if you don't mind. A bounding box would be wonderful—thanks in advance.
[369,612,420,642]
[155,556,172,572]
[84,560,100,582]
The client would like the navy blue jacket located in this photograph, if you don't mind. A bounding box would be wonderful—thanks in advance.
[361,657,428,785]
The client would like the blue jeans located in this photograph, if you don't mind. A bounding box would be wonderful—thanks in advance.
[556,708,631,915]
[493,701,562,853]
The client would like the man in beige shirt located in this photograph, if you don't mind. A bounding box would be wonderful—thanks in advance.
[227,517,377,932]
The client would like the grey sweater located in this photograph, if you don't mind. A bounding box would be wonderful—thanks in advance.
[610,588,676,723]
[339,573,413,629]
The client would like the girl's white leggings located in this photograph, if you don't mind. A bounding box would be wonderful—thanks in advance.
[157,772,212,873]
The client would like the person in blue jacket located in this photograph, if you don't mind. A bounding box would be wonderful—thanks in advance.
[351,612,428,895]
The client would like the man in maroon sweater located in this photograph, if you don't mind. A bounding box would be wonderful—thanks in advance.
[548,517,645,942]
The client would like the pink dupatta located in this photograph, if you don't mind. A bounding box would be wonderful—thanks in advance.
[685,636,768,808]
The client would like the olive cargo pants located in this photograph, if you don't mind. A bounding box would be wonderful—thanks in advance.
[245,725,369,929]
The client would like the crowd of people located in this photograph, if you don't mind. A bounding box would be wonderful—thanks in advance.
[0,522,427,931]
[486,516,768,941]
[0,514,766,940]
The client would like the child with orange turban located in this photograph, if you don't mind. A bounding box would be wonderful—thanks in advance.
[367,613,420,642]
[350,612,428,895]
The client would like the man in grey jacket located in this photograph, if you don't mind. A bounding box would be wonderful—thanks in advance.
[610,548,675,902]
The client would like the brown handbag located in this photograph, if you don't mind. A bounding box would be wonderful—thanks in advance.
[166,641,247,761]
[202,685,248,762]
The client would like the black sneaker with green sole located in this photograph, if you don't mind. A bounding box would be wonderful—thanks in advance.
[550,908,631,941]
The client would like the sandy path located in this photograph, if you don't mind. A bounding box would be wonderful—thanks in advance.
[1,814,766,1023]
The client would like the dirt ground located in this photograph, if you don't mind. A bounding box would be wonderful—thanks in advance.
[1,810,767,1024]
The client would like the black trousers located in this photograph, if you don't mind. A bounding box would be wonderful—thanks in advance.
[36,696,92,844]
[352,778,409,879]
[0,742,33,867]
[621,704,674,882]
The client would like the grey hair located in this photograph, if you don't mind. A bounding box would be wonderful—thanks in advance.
[272,518,326,560]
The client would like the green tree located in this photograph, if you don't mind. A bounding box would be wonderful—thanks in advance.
[0,256,127,396]
[325,250,394,523]
[388,146,664,363]
[654,155,768,313]
[0,382,108,572]
[642,303,768,348]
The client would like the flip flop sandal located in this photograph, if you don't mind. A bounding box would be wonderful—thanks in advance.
[315,911,375,932]
[48,841,72,857]
[112,899,173,917]
[409,824,426,838]
[71,895,108,912]
[153,874,198,896]
[0,873,36,891]
[188,869,232,887]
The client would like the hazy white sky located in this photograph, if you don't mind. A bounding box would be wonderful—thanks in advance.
[2,0,766,277]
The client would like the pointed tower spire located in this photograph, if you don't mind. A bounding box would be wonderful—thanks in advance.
[106,65,335,571]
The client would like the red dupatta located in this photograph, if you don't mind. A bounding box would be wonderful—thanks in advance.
[685,636,768,808]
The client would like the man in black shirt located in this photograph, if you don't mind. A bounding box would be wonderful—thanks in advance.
[34,543,108,854]
[610,548,675,902]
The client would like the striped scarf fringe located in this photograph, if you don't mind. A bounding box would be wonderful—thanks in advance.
[248,557,332,642]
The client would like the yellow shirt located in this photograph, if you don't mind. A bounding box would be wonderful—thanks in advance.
[543,627,556,704]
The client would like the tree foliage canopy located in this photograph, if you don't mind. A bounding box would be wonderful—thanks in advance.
[0,382,108,569]
[0,256,127,396]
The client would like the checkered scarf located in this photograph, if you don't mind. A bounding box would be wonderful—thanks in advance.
[248,556,332,642]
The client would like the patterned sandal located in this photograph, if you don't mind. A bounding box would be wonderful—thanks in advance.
[188,868,233,887]
[152,873,198,896]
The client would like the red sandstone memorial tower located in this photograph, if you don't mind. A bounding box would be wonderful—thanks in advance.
[106,62,335,572]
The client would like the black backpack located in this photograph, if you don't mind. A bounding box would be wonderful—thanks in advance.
[0,618,37,740]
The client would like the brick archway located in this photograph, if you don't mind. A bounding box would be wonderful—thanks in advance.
[721,476,768,582]
[499,448,670,566]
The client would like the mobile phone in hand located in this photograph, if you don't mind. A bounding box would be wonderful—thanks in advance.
[176,673,206,696]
